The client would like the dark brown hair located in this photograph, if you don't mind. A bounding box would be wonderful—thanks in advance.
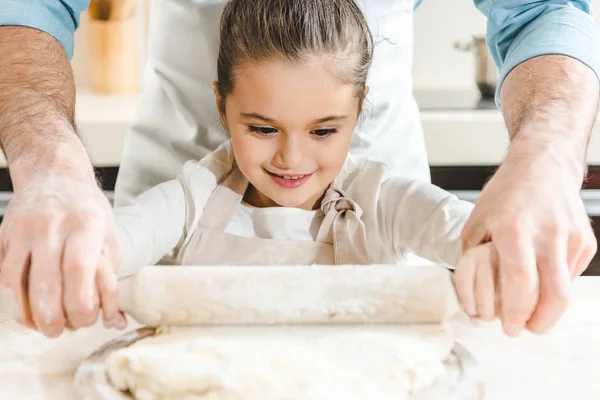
[216,0,374,114]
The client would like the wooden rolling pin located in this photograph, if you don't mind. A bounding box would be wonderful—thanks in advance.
[118,265,459,326]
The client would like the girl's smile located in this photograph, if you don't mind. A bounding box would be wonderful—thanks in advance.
[266,170,314,189]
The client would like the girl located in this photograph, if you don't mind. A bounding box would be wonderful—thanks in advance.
[115,0,493,324]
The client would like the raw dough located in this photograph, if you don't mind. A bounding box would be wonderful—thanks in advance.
[105,325,454,400]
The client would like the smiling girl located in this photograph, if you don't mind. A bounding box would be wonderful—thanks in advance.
[114,0,484,318]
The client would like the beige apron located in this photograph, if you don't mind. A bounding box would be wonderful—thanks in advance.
[179,168,370,266]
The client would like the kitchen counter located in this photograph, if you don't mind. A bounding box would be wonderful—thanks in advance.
[1,277,599,399]
[0,88,596,168]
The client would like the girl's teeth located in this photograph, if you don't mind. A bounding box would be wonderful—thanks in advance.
[283,175,304,180]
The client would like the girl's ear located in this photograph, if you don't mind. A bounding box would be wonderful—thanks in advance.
[214,81,229,131]
[213,81,221,111]
[364,86,370,98]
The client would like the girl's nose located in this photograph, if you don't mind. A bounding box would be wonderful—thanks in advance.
[273,134,304,170]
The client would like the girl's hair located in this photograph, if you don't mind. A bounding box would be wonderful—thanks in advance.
[216,0,374,114]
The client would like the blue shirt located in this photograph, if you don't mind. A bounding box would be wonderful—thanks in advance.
[2,0,599,107]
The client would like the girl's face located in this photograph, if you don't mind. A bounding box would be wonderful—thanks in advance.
[216,59,363,210]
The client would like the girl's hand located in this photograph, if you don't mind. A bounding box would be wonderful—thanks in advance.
[453,242,523,327]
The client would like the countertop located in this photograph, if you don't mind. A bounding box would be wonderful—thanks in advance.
[1,277,599,399]
[0,89,598,168]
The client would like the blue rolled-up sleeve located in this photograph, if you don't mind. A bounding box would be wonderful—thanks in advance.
[474,0,600,109]
[0,0,90,59]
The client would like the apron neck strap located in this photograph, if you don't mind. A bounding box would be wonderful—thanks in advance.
[199,167,249,232]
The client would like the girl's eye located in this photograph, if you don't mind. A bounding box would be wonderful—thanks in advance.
[312,128,337,138]
[248,126,277,136]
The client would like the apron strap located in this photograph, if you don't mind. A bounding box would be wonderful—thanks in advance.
[316,187,369,265]
[199,168,249,232]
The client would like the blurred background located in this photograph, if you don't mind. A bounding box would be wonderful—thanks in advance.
[71,0,488,91]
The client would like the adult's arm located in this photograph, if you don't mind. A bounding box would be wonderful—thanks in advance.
[0,1,125,338]
[460,0,600,337]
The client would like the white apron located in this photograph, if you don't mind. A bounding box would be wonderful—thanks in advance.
[114,0,428,206]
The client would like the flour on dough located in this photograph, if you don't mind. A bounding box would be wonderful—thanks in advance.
[105,325,454,400]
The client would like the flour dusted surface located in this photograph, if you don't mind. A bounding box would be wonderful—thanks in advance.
[105,325,453,400]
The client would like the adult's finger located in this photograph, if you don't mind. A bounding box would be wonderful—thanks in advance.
[568,227,597,279]
[460,211,489,252]
[28,223,66,338]
[0,242,15,322]
[62,227,103,329]
[0,230,34,328]
[494,221,538,337]
[573,245,596,279]
[526,235,571,334]
[106,231,123,274]
[453,248,478,317]
[96,251,126,330]
[475,243,497,322]
[566,234,584,280]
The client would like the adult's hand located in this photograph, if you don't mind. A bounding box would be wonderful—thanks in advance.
[459,137,596,337]
[0,167,126,338]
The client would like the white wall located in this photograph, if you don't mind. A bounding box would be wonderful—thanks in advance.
[71,0,600,91]
[413,0,600,90]
[413,0,485,90]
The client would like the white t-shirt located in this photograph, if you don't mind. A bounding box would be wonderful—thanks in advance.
[114,142,474,277]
